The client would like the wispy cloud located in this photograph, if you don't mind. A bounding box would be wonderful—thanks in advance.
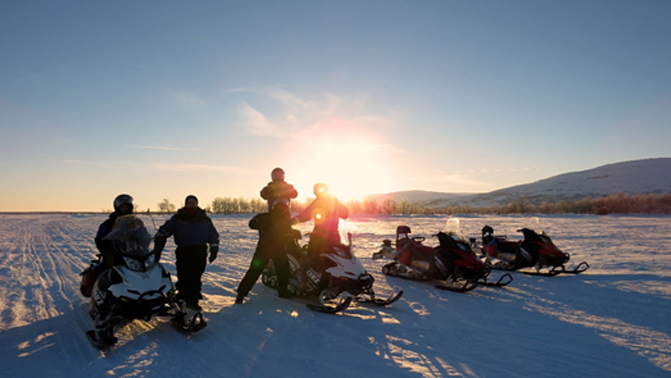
[149,162,247,173]
[237,102,282,137]
[167,90,208,108]
[130,145,190,151]
[231,86,397,139]
[63,159,246,174]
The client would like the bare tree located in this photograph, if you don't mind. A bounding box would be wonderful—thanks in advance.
[157,199,176,213]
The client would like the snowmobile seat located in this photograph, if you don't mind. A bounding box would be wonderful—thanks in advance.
[396,225,412,239]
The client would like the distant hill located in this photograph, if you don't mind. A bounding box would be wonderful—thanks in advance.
[371,158,671,208]
[364,190,471,203]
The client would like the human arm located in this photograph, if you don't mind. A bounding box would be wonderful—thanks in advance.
[261,182,298,201]
[208,220,220,263]
[293,201,316,224]
[337,199,349,220]
[152,218,175,261]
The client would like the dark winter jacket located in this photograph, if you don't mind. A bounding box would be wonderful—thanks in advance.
[260,180,297,209]
[157,208,219,248]
[249,207,295,253]
[95,211,125,265]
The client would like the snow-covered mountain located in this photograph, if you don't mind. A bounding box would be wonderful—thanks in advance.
[364,190,471,204]
[374,158,671,208]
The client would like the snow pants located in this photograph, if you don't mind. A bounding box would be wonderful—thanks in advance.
[237,245,290,299]
[175,245,208,306]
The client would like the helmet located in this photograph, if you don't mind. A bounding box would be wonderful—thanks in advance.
[113,194,134,213]
[313,183,328,197]
[271,167,285,181]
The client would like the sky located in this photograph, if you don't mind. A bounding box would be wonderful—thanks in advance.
[1,1,670,212]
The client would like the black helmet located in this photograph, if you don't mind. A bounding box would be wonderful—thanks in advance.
[113,194,134,213]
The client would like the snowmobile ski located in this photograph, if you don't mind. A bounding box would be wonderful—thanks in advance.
[521,261,590,276]
[306,296,353,314]
[519,268,561,277]
[86,330,117,350]
[170,311,208,333]
[435,278,479,293]
[552,261,590,274]
[356,290,404,306]
[479,273,514,287]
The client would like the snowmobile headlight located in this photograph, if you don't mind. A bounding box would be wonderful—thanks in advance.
[123,256,144,272]
[144,254,156,270]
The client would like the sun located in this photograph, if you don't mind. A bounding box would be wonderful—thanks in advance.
[285,127,397,202]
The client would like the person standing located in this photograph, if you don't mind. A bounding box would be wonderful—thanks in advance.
[236,200,294,304]
[260,167,298,210]
[154,195,219,311]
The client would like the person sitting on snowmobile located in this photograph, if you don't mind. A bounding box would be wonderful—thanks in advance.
[153,195,220,311]
[94,194,135,274]
[236,199,294,304]
[79,194,135,297]
[260,167,298,211]
[293,183,349,261]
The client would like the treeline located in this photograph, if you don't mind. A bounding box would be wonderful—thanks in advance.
[151,192,671,215]
[432,192,671,215]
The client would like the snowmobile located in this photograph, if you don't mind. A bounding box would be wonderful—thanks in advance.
[262,229,403,314]
[373,218,513,292]
[480,217,589,276]
[83,215,205,349]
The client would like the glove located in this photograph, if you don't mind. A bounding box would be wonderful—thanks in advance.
[208,246,219,263]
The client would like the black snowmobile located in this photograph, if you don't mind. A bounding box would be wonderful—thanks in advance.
[81,215,205,349]
[262,230,403,314]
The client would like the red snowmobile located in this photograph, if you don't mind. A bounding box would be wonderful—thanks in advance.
[480,218,589,276]
[374,218,512,292]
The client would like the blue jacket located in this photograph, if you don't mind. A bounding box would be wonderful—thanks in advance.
[157,208,219,248]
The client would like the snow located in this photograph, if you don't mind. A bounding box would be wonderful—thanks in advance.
[1,213,670,377]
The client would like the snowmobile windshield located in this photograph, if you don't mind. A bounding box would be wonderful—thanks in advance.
[103,215,153,257]
[520,217,545,235]
[336,220,352,246]
[443,217,468,242]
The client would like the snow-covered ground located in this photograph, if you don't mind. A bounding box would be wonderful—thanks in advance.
[1,213,670,377]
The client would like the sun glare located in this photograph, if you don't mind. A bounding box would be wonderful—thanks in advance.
[287,132,397,202]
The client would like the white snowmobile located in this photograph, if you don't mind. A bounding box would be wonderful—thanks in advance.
[85,215,205,349]
[262,229,403,314]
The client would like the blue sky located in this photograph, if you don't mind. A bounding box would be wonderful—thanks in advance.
[1,1,669,211]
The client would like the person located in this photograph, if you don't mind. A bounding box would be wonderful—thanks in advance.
[293,183,349,260]
[81,194,135,297]
[236,199,294,304]
[153,195,219,311]
[260,167,298,210]
[94,194,135,275]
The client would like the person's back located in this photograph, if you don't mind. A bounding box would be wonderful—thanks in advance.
[260,167,297,210]
[238,200,293,303]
